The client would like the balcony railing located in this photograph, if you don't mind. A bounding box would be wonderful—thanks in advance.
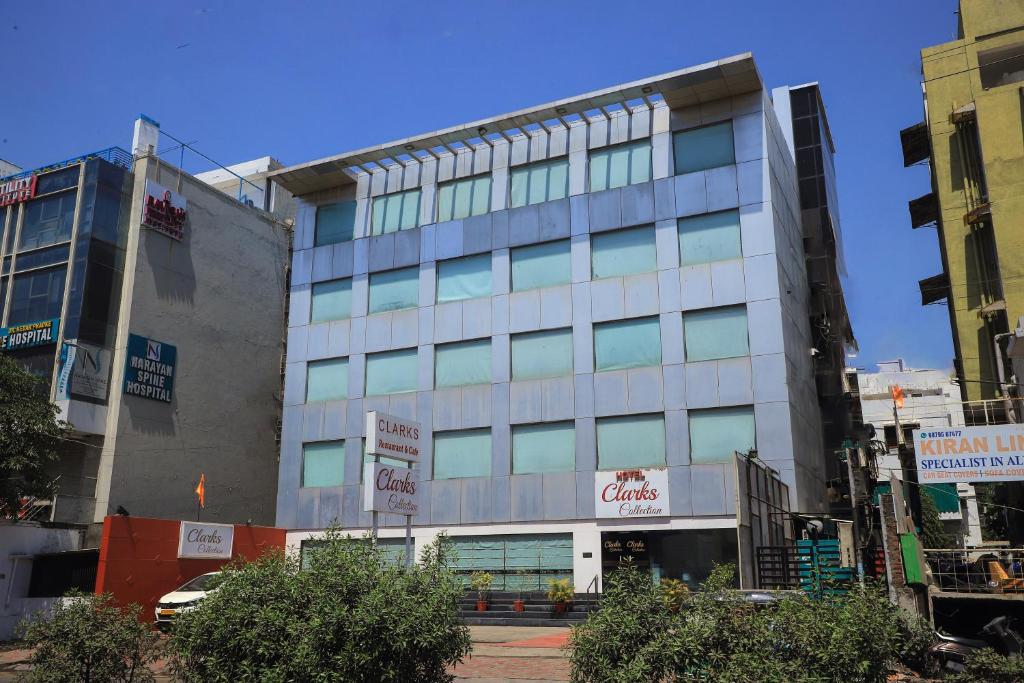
[925,548,1024,594]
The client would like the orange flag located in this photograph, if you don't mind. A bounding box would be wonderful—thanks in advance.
[195,474,206,509]
[890,385,905,409]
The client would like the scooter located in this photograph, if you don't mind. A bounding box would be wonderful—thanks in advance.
[928,615,1023,673]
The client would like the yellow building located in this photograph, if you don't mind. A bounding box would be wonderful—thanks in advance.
[904,0,1024,420]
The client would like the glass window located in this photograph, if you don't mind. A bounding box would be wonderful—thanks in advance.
[591,226,656,279]
[315,201,356,246]
[979,43,1024,89]
[310,278,352,323]
[512,422,575,474]
[511,328,573,380]
[365,348,418,396]
[368,266,419,314]
[510,239,570,291]
[34,167,80,195]
[596,414,666,469]
[689,406,755,463]
[510,158,569,208]
[8,266,67,325]
[371,189,421,235]
[437,175,491,222]
[436,253,491,303]
[673,121,735,175]
[302,441,345,488]
[589,140,651,192]
[594,317,662,372]
[678,209,741,265]
[306,358,348,402]
[435,338,491,388]
[20,190,77,250]
[2,206,12,255]
[683,306,749,362]
[433,429,492,479]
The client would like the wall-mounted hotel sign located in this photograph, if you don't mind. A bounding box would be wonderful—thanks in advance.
[363,462,422,516]
[0,175,37,207]
[0,318,59,351]
[142,180,187,241]
[594,468,670,519]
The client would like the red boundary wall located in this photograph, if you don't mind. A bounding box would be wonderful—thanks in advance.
[95,515,285,620]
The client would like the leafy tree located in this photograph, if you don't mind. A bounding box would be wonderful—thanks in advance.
[169,528,471,682]
[0,353,66,515]
[919,487,955,548]
[18,591,159,683]
[948,647,1024,683]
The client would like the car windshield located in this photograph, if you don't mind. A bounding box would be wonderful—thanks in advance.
[176,573,221,592]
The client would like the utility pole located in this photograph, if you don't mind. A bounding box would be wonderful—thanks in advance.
[845,446,866,584]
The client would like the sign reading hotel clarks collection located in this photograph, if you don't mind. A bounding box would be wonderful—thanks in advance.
[914,425,1024,483]
[123,333,177,403]
[177,521,234,559]
[363,411,424,516]
[594,468,670,519]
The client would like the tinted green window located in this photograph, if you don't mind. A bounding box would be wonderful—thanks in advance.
[365,348,418,396]
[689,406,755,463]
[594,317,661,371]
[512,422,575,474]
[437,253,491,303]
[368,267,419,314]
[511,328,573,380]
[433,429,492,479]
[306,358,348,402]
[591,226,657,279]
[683,306,749,362]
[589,140,651,192]
[437,176,491,222]
[310,278,352,322]
[596,414,666,469]
[19,190,76,251]
[371,189,420,234]
[678,210,742,265]
[673,121,735,175]
[510,158,569,208]
[510,240,571,291]
[315,201,356,246]
[302,441,345,487]
[435,338,491,388]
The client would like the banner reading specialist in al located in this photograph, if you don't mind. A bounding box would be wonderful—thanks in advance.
[914,425,1024,483]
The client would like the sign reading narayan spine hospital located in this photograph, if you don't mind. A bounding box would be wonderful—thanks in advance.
[915,425,1024,483]
[363,462,422,516]
[142,180,187,241]
[123,333,176,403]
[365,411,422,462]
[594,468,670,519]
[177,521,234,559]
[0,318,59,351]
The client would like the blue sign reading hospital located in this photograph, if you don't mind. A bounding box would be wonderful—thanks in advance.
[0,318,59,351]
[123,333,176,403]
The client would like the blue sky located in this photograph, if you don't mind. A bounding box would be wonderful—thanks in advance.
[1,1,960,371]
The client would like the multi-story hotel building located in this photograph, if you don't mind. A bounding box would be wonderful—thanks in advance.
[272,54,853,589]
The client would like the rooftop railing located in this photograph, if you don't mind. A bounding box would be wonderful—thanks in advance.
[0,146,133,182]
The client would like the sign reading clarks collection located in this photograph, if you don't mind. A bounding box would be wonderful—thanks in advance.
[594,468,670,519]
[123,333,177,402]
[177,521,234,559]
[363,462,422,516]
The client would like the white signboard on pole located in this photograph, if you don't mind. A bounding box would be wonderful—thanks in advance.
[363,462,422,516]
[365,411,422,462]
[594,468,670,519]
[915,425,1024,483]
[178,521,234,559]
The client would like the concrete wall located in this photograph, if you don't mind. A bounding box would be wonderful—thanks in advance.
[277,85,826,532]
[92,155,290,531]
[0,523,83,641]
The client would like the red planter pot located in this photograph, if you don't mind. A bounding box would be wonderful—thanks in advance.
[553,601,569,615]
[476,600,488,612]
[513,599,525,612]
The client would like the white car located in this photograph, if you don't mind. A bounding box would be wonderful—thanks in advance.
[154,571,222,628]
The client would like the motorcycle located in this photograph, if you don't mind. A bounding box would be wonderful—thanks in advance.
[928,615,1023,673]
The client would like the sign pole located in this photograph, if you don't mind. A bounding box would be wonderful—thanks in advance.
[404,514,412,569]
[371,454,379,544]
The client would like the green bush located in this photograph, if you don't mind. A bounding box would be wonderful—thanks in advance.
[18,591,158,683]
[168,528,471,682]
[569,563,929,683]
[947,648,1024,683]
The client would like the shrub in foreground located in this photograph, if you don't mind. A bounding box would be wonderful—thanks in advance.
[168,528,471,682]
[947,648,1024,683]
[19,591,158,683]
[570,563,929,683]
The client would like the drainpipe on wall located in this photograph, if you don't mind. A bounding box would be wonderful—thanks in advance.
[993,332,1016,424]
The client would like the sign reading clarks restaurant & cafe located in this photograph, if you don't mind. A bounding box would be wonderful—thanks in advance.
[363,411,423,516]
[123,333,176,403]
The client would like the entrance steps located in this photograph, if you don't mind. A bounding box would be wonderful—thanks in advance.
[458,590,600,627]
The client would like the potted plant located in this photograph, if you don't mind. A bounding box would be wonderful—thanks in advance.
[547,577,574,615]
[470,571,494,612]
[513,569,528,612]
[660,578,689,613]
